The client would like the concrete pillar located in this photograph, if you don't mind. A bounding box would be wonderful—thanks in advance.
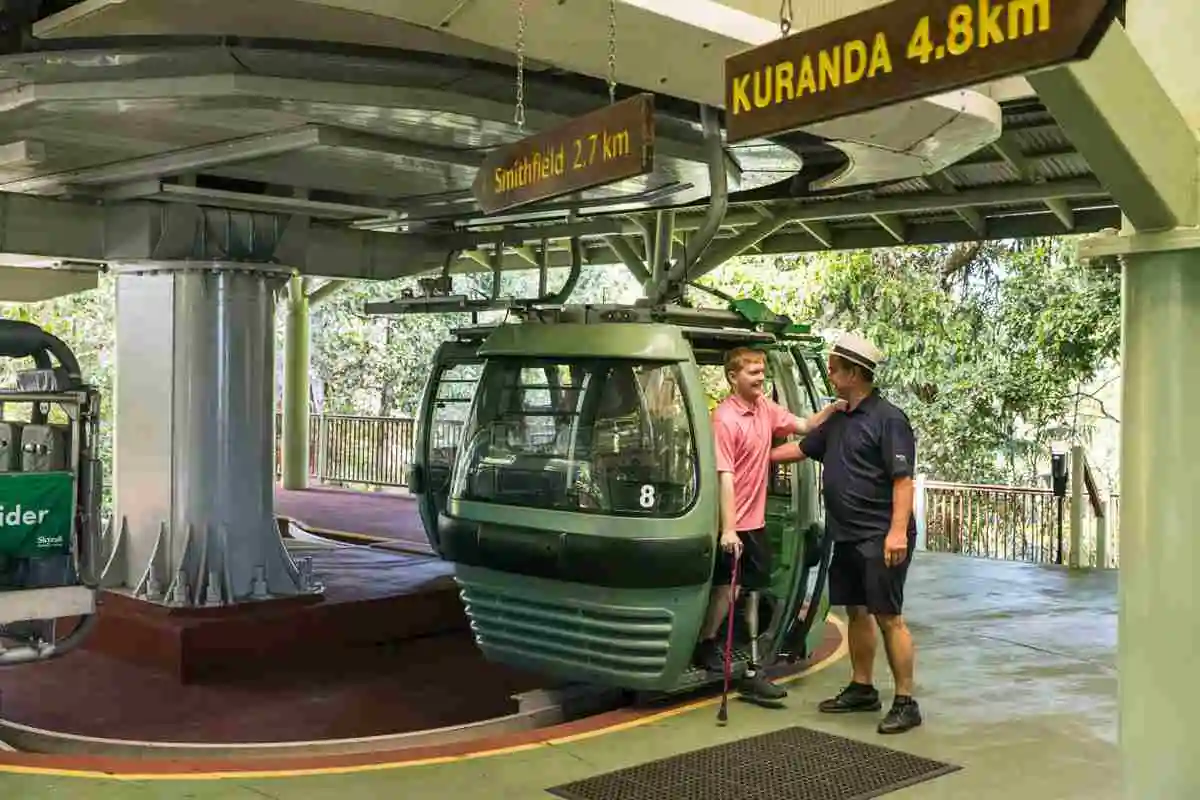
[1120,249,1200,798]
[280,274,310,490]
[107,262,318,606]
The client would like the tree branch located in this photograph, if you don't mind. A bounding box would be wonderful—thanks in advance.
[1066,389,1121,424]
[940,242,984,279]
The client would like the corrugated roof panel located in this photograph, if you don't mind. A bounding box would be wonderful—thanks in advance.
[941,163,1021,189]
[1012,124,1073,154]
[1033,154,1092,181]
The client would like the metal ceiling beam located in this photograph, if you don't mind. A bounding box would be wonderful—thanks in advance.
[688,208,795,280]
[755,208,1122,257]
[0,176,1122,286]
[594,178,1107,237]
[0,125,330,195]
[799,220,834,248]
[415,204,1121,278]
[603,235,652,285]
[3,123,489,197]
[401,178,1110,254]
[872,214,907,244]
[104,180,396,220]
[0,193,108,261]
[957,208,987,237]
[0,265,98,303]
[1045,198,1077,231]
[922,171,987,236]
[1028,24,1198,232]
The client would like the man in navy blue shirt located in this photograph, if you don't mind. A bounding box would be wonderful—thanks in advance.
[770,332,921,734]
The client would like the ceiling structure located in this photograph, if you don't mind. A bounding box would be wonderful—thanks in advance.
[0,0,1122,294]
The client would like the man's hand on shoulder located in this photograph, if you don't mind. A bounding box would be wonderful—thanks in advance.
[831,398,848,413]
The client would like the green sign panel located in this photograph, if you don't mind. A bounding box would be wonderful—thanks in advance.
[0,472,73,557]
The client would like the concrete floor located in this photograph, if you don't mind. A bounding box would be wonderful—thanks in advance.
[0,551,1119,799]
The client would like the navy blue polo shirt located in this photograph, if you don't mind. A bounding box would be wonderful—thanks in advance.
[799,390,917,542]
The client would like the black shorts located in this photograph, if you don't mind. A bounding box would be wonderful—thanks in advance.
[713,528,772,591]
[828,532,916,616]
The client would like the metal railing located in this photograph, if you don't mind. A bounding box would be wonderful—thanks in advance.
[275,414,462,488]
[275,413,1122,568]
[923,482,1069,565]
[921,476,1117,568]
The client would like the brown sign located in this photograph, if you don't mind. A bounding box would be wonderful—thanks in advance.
[472,93,656,214]
[725,0,1121,144]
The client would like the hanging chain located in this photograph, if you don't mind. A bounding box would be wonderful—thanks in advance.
[607,0,618,104]
[779,0,793,36]
[514,0,527,129]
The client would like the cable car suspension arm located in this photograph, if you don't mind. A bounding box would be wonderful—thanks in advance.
[649,104,729,304]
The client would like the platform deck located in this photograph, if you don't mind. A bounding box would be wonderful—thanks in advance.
[0,540,546,742]
[0,551,1117,798]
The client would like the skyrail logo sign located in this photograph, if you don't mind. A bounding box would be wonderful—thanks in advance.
[0,472,73,557]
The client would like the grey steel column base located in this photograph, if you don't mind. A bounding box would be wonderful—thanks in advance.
[109,262,322,608]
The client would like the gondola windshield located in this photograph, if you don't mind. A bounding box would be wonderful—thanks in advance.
[449,356,698,517]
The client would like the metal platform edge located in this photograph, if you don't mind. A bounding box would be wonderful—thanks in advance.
[0,684,626,760]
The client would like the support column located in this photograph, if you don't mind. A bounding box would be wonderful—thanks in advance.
[1119,248,1200,798]
[281,274,310,490]
[107,261,318,606]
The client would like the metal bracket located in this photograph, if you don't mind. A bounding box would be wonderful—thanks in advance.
[1078,226,1200,261]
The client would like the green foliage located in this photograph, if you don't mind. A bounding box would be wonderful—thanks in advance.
[310,265,642,416]
[705,238,1120,485]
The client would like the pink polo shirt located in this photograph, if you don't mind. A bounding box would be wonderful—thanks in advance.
[713,394,797,532]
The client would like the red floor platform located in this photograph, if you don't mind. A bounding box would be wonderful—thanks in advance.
[74,487,448,683]
[83,544,468,683]
[0,487,554,742]
[0,623,545,743]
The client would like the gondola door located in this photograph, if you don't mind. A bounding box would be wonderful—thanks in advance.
[775,344,836,662]
[410,340,483,556]
[755,348,817,662]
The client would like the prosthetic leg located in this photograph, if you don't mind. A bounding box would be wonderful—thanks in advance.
[738,589,788,707]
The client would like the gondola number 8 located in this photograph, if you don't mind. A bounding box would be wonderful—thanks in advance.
[639,484,656,509]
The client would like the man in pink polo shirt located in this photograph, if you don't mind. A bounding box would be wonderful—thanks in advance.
[693,346,844,704]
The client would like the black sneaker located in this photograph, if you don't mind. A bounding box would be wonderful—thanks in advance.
[739,672,788,705]
[692,639,726,672]
[817,682,882,714]
[878,696,922,734]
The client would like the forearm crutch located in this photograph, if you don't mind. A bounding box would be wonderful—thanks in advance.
[717,552,740,725]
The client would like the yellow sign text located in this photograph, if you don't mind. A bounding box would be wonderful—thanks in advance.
[907,0,1051,63]
[494,126,633,197]
[729,0,1053,120]
[730,32,893,117]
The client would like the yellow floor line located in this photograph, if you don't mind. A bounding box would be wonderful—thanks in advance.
[0,616,848,783]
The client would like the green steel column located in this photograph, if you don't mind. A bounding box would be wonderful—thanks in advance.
[281,274,310,490]
[1120,249,1200,799]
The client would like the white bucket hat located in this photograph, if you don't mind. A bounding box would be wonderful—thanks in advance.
[831,332,885,374]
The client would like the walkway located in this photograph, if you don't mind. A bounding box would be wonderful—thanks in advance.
[0,551,1118,798]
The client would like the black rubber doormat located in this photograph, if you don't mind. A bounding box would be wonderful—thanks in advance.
[546,726,961,800]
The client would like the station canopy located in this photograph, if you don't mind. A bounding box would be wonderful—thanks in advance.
[0,0,1120,286]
